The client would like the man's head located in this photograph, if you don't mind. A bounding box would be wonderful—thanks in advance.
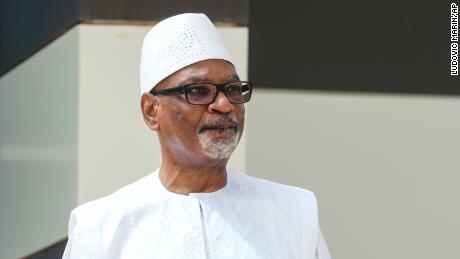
[139,14,251,167]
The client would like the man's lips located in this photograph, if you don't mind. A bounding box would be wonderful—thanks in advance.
[198,125,238,133]
[197,115,239,134]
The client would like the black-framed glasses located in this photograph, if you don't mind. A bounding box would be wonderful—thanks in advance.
[149,81,253,105]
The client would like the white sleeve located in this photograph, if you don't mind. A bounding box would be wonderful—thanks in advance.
[315,228,331,259]
[62,211,89,259]
[62,233,87,259]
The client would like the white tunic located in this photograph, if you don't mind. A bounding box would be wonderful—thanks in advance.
[63,170,331,259]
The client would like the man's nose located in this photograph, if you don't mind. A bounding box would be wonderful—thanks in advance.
[208,91,233,113]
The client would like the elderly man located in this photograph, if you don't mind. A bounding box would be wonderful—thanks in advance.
[63,13,330,259]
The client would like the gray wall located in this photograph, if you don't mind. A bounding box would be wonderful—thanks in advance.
[246,89,460,259]
[0,26,79,259]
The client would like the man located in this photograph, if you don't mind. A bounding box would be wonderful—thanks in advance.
[63,13,331,259]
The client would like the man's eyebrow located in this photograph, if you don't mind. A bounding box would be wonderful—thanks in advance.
[180,74,240,85]
[227,74,240,81]
[186,75,208,83]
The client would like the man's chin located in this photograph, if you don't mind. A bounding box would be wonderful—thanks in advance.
[198,132,239,159]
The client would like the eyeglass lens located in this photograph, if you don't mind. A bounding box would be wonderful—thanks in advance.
[186,82,251,104]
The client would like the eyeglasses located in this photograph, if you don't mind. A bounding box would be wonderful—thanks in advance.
[149,81,253,105]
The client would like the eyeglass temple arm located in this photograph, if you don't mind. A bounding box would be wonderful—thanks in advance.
[149,85,186,95]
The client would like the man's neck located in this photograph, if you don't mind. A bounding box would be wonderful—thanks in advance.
[159,162,227,195]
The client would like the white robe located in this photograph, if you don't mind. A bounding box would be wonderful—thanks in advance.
[63,170,331,259]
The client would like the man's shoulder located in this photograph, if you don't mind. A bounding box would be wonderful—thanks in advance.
[69,172,156,228]
[231,171,319,235]
[231,171,317,206]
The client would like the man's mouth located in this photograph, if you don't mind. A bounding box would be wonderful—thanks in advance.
[197,115,240,136]
[198,125,238,134]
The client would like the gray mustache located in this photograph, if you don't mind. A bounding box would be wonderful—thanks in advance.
[197,116,239,133]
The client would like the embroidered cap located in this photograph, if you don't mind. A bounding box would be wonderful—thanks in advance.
[140,13,234,93]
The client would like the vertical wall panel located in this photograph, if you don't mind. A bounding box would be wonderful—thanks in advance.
[0,27,79,259]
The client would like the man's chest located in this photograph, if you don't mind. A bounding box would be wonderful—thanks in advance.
[104,197,313,259]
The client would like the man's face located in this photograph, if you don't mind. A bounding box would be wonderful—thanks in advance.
[150,59,245,163]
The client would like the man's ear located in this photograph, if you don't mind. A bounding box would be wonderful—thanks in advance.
[141,93,160,131]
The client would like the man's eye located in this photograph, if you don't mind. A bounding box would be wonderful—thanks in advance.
[188,85,210,96]
[226,84,243,93]
[241,84,250,92]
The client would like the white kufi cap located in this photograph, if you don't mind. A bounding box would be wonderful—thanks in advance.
[140,13,234,93]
